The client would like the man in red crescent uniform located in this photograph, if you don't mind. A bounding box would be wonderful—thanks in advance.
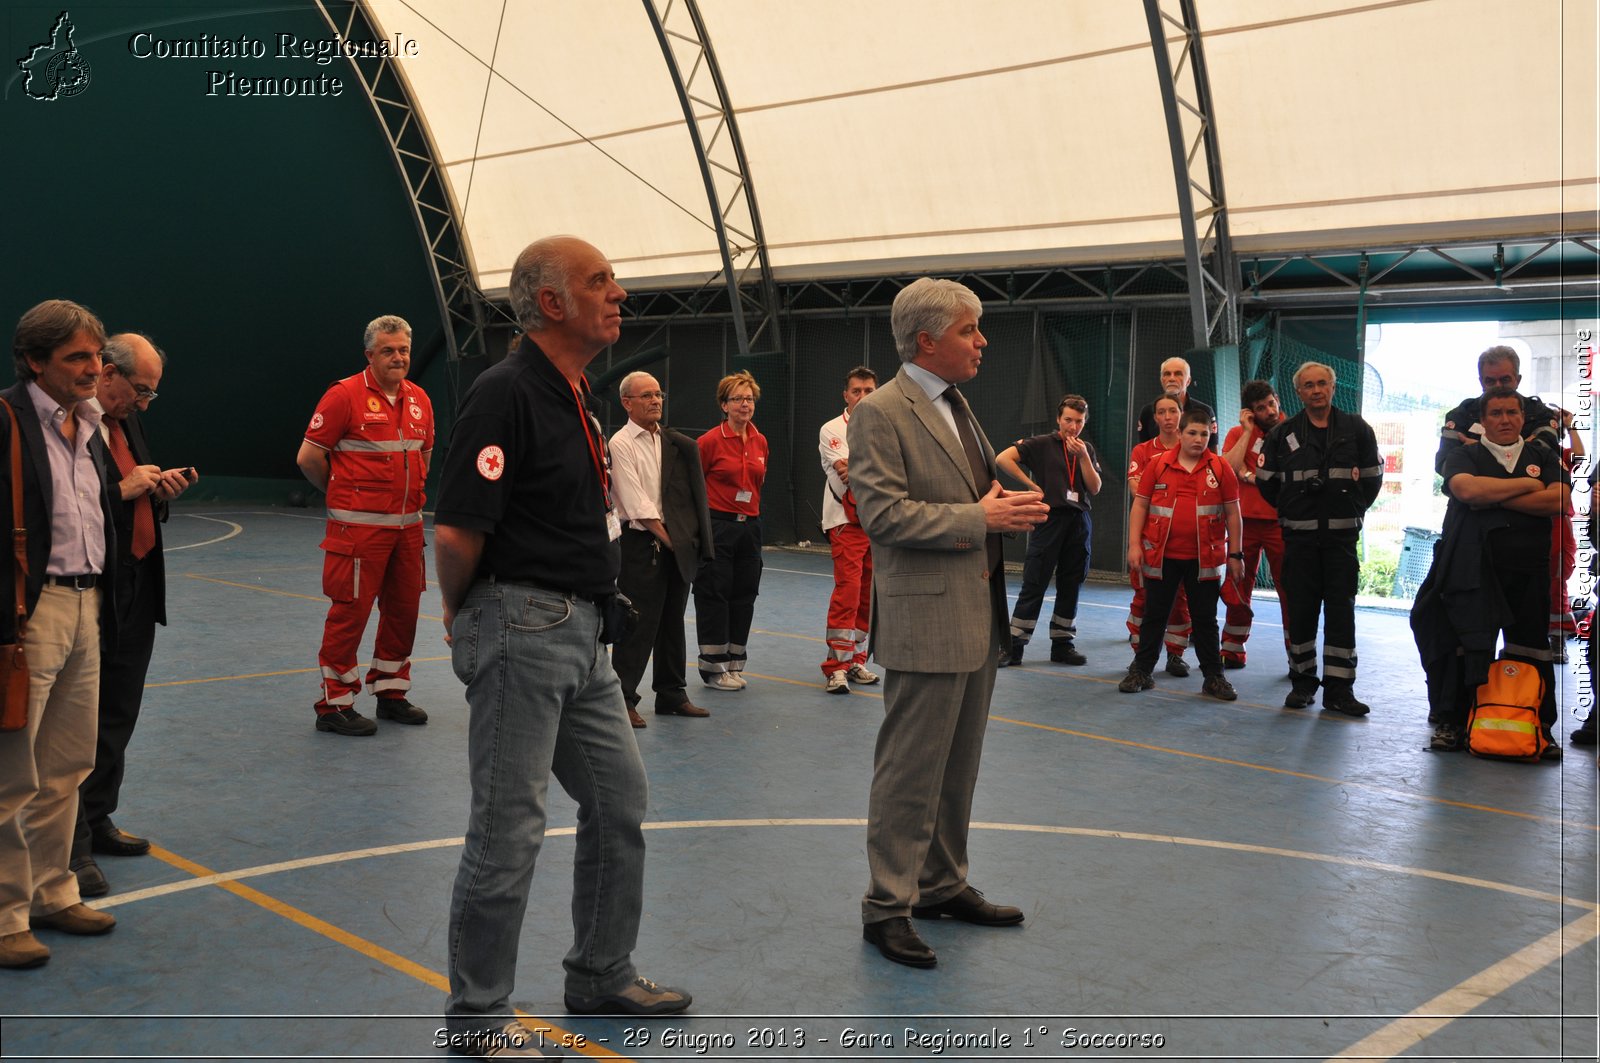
[1219,380,1291,671]
[296,315,434,737]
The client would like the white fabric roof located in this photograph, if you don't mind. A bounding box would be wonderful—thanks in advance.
[367,0,1598,293]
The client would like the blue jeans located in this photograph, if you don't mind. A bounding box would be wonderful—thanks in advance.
[445,580,648,1032]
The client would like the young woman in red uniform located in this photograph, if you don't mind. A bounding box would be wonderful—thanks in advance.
[1120,409,1245,700]
[1124,394,1193,675]
[695,371,768,689]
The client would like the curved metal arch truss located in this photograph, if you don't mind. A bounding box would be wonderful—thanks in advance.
[1144,0,1239,348]
[642,0,782,359]
[314,0,498,363]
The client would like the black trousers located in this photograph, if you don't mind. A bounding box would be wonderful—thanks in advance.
[613,528,691,711]
[1010,507,1091,646]
[1133,557,1223,678]
[1282,534,1359,694]
[74,557,159,860]
[694,516,763,678]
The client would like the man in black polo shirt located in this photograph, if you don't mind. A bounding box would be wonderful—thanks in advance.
[433,236,691,1058]
[1134,355,1217,450]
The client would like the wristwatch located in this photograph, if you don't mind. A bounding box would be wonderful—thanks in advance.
[1227,552,1245,560]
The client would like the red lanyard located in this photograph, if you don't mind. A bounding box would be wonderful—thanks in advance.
[566,376,612,508]
[1060,435,1078,494]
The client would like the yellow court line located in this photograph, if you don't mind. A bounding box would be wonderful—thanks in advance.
[147,845,629,1061]
[1326,909,1600,1062]
[994,714,1600,832]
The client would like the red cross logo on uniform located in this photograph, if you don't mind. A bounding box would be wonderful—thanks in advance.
[476,445,506,481]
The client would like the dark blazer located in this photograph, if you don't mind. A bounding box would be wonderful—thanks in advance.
[0,381,120,644]
[659,426,714,584]
[110,409,167,628]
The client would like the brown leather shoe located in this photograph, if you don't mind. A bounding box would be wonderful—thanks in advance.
[32,903,116,936]
[912,886,1024,926]
[656,701,710,718]
[0,930,49,968]
[862,917,936,968]
[627,707,647,729]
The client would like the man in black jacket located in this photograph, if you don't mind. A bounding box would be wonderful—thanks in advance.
[70,333,196,898]
[0,300,121,969]
[1257,361,1383,716]
[608,371,714,728]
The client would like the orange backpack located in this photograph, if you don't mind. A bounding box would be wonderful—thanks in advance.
[1466,657,1549,762]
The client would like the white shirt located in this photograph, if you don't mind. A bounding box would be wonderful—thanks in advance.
[819,410,852,531]
[609,418,663,530]
[902,360,962,440]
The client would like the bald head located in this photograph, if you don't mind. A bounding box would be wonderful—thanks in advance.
[507,235,626,362]
[99,332,165,420]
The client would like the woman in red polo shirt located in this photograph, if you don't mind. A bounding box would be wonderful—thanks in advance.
[695,371,768,690]
[1120,409,1244,700]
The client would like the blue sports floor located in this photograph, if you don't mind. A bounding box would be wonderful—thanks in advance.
[1,506,1595,1062]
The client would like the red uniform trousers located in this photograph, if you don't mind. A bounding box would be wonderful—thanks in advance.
[316,521,425,711]
[823,522,872,675]
[1127,580,1190,655]
[1222,516,1290,666]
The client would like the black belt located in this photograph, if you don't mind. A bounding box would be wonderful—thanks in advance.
[710,510,755,523]
[46,573,98,590]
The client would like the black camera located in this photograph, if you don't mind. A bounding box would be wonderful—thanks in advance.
[1305,475,1325,494]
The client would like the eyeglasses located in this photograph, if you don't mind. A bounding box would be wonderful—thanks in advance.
[131,384,158,402]
[725,396,756,405]
[625,390,665,400]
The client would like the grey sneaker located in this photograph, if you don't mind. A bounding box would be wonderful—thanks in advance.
[1118,666,1155,693]
[565,975,692,1016]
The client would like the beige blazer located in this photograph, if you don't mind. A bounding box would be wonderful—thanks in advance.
[847,366,1004,673]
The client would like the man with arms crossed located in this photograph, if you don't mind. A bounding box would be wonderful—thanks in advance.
[818,366,882,694]
[433,236,689,1059]
[849,277,1048,969]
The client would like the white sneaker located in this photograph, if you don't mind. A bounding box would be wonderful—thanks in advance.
[704,673,741,691]
[846,664,880,685]
[825,671,850,694]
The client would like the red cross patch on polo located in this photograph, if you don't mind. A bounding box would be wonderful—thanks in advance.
[477,445,506,481]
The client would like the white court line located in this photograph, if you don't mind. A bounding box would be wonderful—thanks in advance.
[1326,908,1600,1062]
[100,818,1597,915]
[163,514,243,552]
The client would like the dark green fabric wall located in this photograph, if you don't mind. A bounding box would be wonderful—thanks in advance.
[1,3,444,501]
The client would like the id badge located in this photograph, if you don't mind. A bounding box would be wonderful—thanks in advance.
[1065,490,1079,503]
[735,489,753,503]
[1285,432,1300,452]
[606,509,622,542]
[1252,436,1265,454]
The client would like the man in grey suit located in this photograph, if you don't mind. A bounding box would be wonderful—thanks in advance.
[849,277,1049,968]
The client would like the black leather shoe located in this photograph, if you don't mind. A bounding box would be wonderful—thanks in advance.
[1322,690,1371,717]
[1284,689,1316,709]
[315,707,376,736]
[912,886,1024,926]
[91,824,150,857]
[656,701,710,718]
[375,699,428,725]
[1049,642,1087,665]
[71,859,108,898]
[1572,716,1598,747]
[862,917,936,968]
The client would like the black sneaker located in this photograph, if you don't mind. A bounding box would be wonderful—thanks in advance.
[315,707,376,736]
[1165,653,1190,678]
[1429,723,1463,752]
[1322,690,1371,717]
[1222,656,1245,670]
[1284,689,1317,709]
[1118,666,1154,693]
[1201,675,1238,701]
[1049,641,1087,666]
[375,699,428,725]
[1572,716,1598,747]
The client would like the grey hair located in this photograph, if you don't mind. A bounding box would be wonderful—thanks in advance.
[891,278,982,363]
[102,333,167,377]
[618,370,657,399]
[363,315,412,350]
[1160,356,1191,377]
[509,237,579,333]
[1292,361,1338,389]
[1479,344,1521,375]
